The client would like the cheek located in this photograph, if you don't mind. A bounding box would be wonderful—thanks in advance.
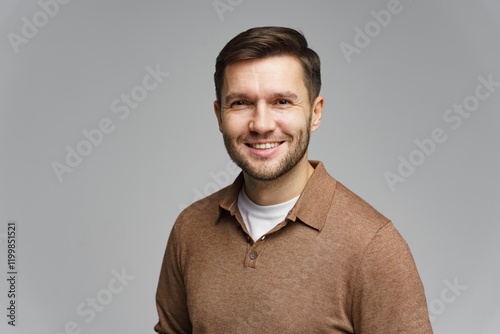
[278,113,310,132]
[221,115,248,136]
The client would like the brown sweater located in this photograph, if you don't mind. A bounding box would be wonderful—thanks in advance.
[154,161,433,333]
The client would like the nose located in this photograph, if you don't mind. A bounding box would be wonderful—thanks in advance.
[248,102,275,134]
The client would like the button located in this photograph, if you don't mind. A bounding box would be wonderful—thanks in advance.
[249,251,258,260]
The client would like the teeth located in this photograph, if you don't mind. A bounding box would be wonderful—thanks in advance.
[252,142,279,149]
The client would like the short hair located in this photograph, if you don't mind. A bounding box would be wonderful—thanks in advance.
[214,26,321,106]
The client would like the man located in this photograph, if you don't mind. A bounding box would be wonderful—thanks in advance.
[154,26,433,333]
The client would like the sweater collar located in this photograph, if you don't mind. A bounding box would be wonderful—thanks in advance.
[219,161,337,231]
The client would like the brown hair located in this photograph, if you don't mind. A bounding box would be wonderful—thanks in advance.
[214,26,321,105]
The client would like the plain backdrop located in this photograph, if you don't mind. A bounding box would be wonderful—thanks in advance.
[1,1,499,333]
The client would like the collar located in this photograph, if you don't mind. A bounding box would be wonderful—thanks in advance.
[219,161,337,231]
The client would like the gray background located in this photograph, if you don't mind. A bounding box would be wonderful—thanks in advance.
[1,0,499,333]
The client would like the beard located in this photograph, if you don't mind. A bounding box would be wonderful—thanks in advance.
[222,124,311,182]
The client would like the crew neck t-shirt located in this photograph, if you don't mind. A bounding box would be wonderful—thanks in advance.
[237,188,299,242]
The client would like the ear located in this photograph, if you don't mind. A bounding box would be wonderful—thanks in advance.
[310,96,324,132]
[213,100,223,133]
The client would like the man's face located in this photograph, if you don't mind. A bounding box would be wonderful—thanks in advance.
[214,55,323,181]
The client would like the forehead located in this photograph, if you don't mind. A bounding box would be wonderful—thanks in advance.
[222,56,306,96]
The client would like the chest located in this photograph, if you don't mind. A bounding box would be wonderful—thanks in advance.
[183,220,357,333]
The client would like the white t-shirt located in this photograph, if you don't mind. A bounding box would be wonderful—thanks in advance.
[237,188,299,242]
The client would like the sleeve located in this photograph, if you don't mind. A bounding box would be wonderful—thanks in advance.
[351,222,433,334]
[154,222,192,334]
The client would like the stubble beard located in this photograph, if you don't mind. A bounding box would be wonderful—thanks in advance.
[222,125,311,182]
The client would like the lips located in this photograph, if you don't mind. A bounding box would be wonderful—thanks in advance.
[243,141,285,158]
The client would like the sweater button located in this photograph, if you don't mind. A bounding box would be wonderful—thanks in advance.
[249,251,258,260]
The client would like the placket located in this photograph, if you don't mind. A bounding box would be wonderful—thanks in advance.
[227,208,268,269]
[244,234,270,268]
[243,219,291,268]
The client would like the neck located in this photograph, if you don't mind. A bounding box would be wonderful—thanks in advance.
[243,156,314,206]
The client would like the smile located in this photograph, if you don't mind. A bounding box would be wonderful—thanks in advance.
[248,142,281,150]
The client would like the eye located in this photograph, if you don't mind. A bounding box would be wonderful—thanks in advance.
[276,99,290,105]
[231,100,247,107]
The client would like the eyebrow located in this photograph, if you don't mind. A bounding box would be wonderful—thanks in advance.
[271,91,299,100]
[224,93,248,104]
[224,91,299,104]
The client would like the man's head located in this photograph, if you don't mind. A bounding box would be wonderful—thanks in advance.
[214,26,321,107]
[213,26,324,184]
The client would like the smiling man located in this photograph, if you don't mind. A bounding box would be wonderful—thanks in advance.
[215,54,322,207]
[154,26,433,333]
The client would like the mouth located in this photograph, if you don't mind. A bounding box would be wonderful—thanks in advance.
[247,142,282,150]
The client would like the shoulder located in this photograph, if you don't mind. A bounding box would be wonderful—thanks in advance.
[171,185,231,236]
[330,181,390,234]
[320,180,413,270]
